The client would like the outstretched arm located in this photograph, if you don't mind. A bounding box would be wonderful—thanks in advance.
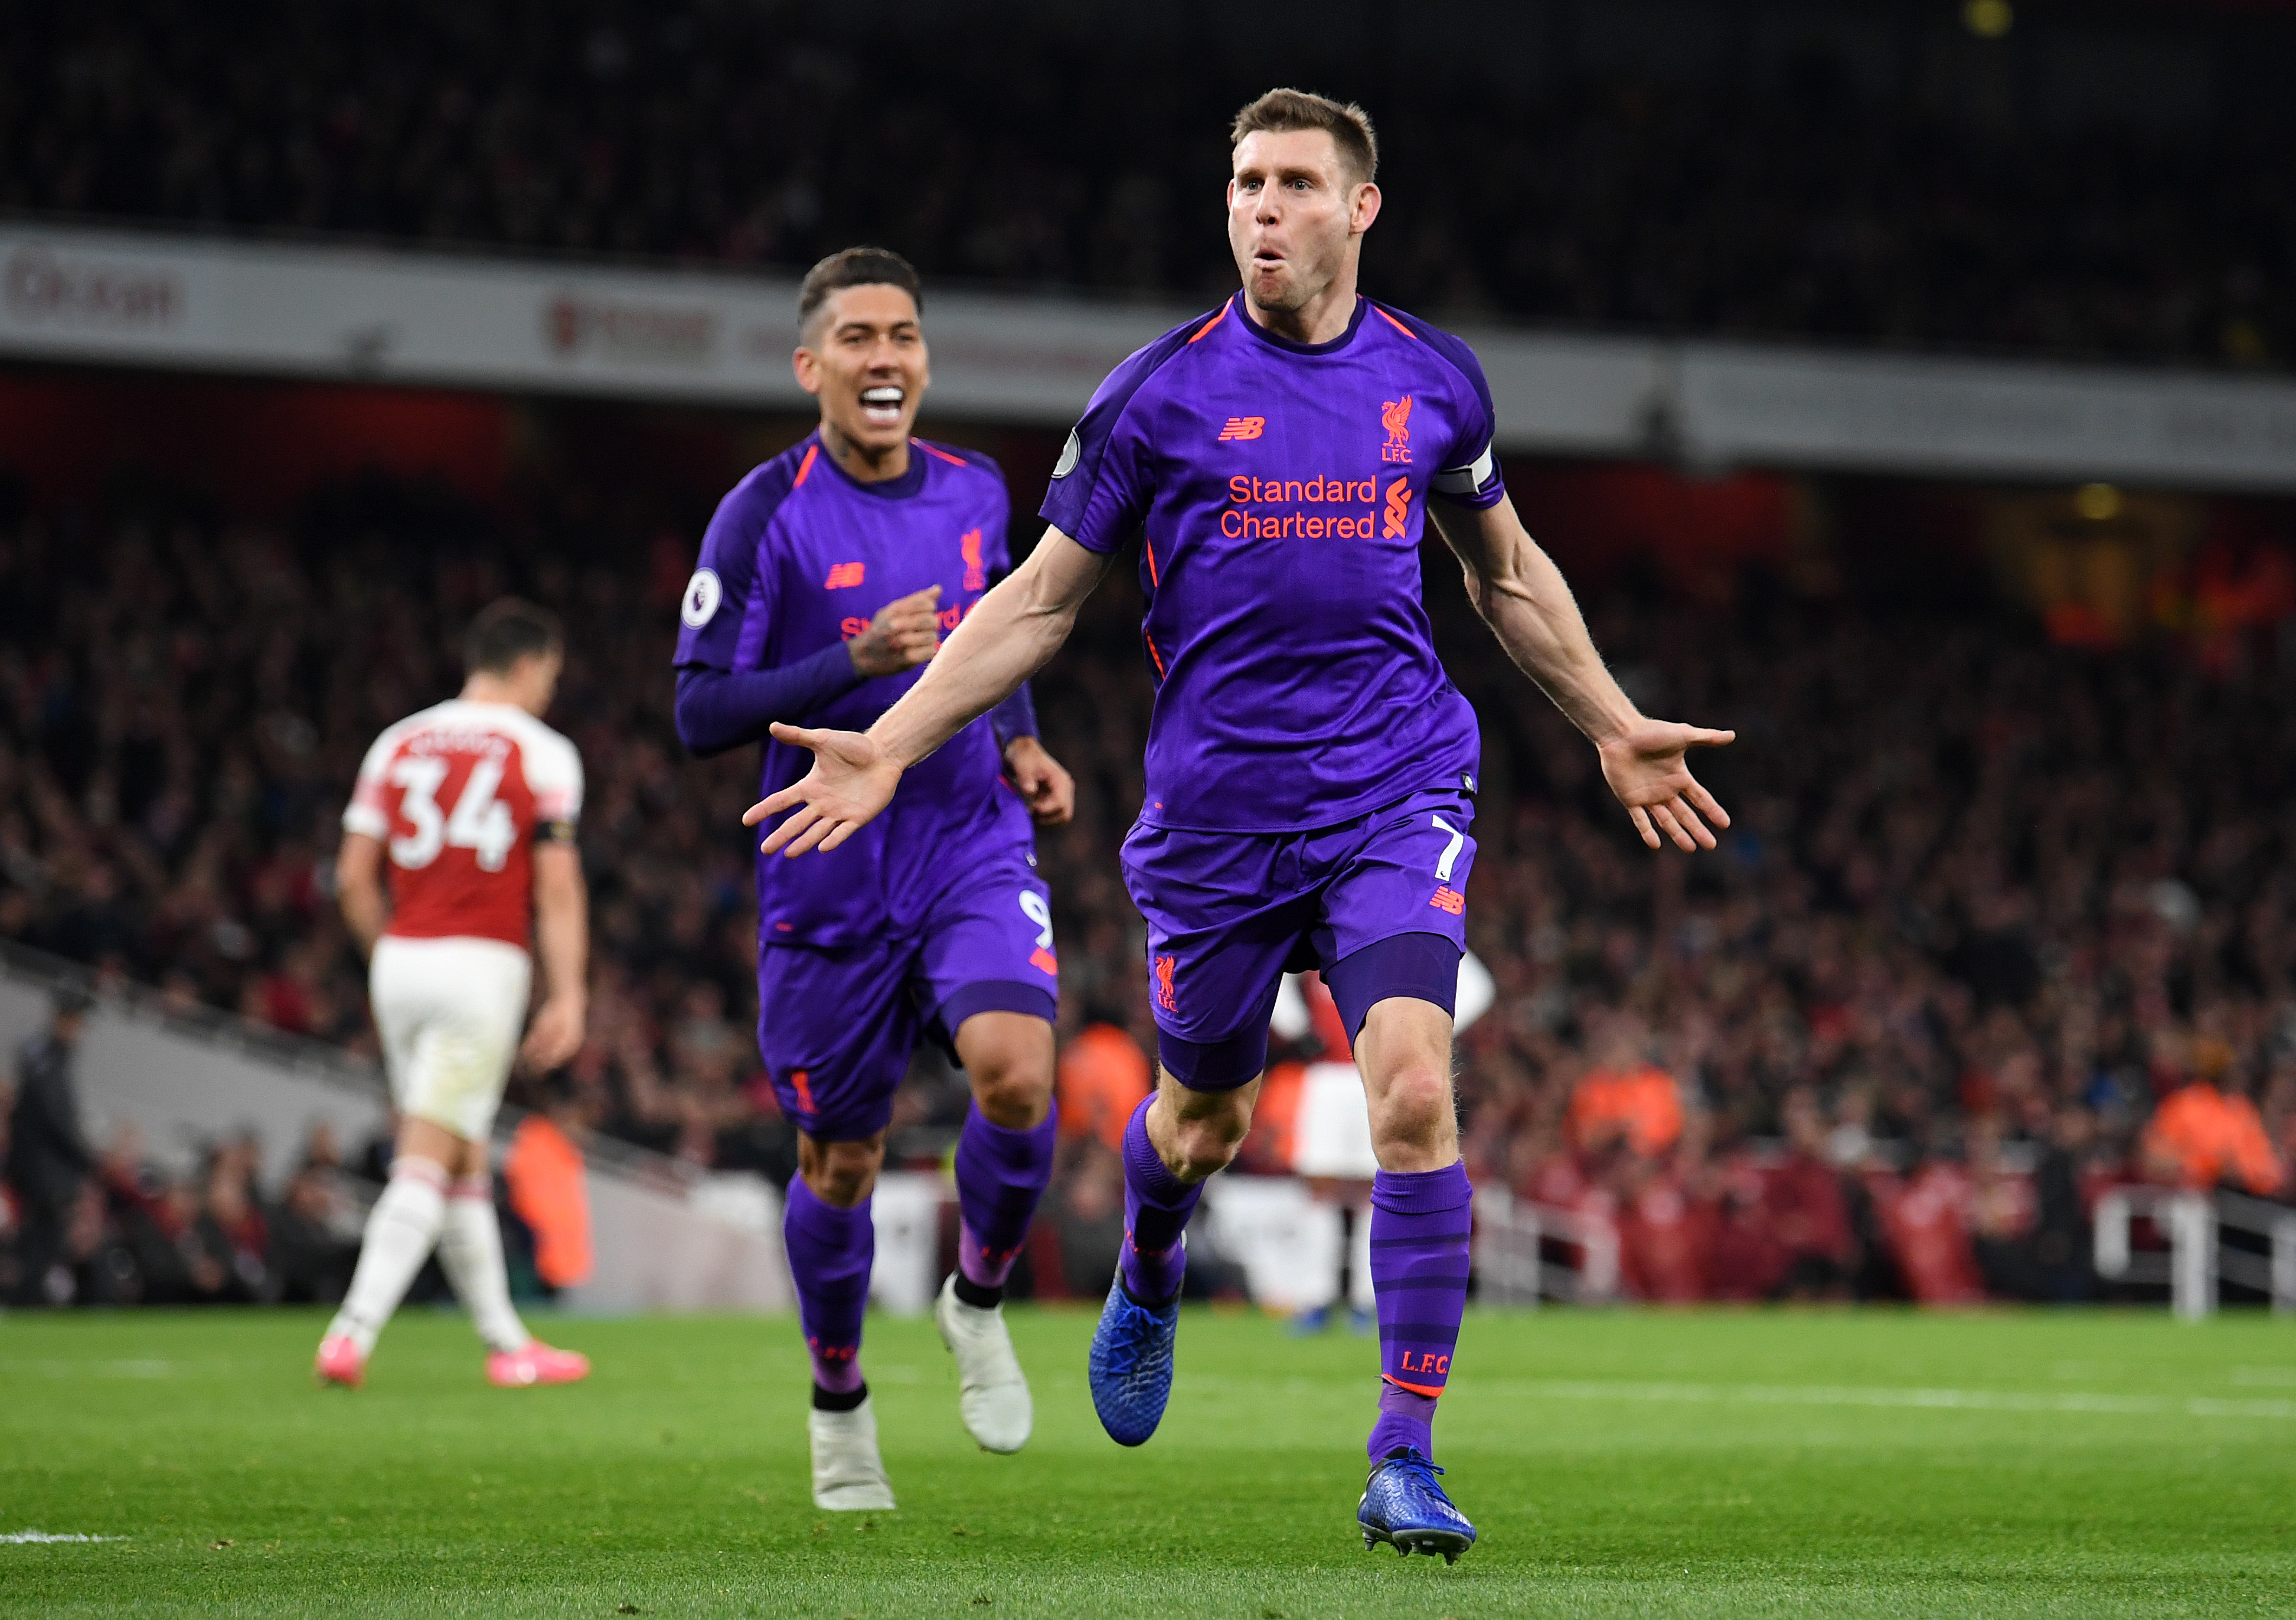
[745,528,1112,855]
[1428,493,1735,852]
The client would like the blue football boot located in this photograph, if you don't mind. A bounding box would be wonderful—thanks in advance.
[1358,1447,1477,1563]
[1087,1272,1178,1446]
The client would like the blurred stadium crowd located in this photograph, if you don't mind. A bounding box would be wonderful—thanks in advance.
[4,0,2291,367]
[4,465,2292,1308]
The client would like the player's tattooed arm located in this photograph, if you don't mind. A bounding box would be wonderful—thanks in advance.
[746,528,1112,856]
[335,832,388,955]
[847,584,945,677]
[1428,493,1735,854]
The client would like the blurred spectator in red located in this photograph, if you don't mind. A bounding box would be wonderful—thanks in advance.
[1567,1020,1684,1161]
[1616,1142,1714,1303]
[1706,1145,1789,1302]
[1872,1144,1987,1305]
[2141,1072,2288,1196]
[1056,1022,1151,1155]
[1765,1089,1859,1297]
[505,1087,595,1294]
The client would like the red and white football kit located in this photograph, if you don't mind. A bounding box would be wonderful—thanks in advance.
[343,699,583,1141]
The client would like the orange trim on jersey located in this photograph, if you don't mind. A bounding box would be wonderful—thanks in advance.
[1373,306,1418,339]
[915,440,969,467]
[1142,531,1162,587]
[1188,303,1230,343]
[1382,1373,1445,1398]
[1144,632,1167,680]
[793,443,820,486]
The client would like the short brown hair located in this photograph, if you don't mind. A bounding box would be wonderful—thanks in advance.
[464,597,563,677]
[798,247,923,340]
[1230,89,1379,185]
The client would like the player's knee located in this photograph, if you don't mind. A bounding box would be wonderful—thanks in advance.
[956,1013,1055,1129]
[802,1138,885,1207]
[1370,1066,1455,1153]
[969,1051,1053,1131]
[1167,1100,1251,1181]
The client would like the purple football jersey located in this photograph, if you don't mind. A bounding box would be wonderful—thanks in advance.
[1040,293,1505,833]
[675,432,1035,944]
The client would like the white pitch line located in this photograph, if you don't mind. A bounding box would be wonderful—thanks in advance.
[2231,1366,2296,1387]
[2,1531,126,1544]
[0,1359,187,1378]
[1514,1380,2296,1420]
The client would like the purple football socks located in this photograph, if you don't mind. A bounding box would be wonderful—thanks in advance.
[783,1175,873,1397]
[1366,1160,1473,1461]
[955,1105,1059,1295]
[1119,1095,1202,1306]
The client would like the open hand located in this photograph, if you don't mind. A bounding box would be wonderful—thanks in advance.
[743,723,904,856]
[1597,718,1736,851]
[1003,736,1075,827]
[520,996,587,1072]
[847,586,942,677]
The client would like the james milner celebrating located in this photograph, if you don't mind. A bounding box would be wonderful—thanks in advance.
[747,90,1735,1559]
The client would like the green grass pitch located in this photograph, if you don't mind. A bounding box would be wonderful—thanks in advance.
[3,1305,2293,1617]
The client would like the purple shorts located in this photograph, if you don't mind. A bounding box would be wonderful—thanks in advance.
[1121,786,1476,1089]
[755,853,1059,1142]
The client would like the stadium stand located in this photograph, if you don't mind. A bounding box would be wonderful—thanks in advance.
[4,442,2292,1305]
[2,0,2291,367]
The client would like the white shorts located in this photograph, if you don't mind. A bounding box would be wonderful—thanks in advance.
[1291,1060,1381,1180]
[370,935,532,1142]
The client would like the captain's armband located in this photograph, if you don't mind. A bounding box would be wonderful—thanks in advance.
[1430,442,1497,501]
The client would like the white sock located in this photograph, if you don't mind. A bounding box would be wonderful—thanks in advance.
[1348,1199,1376,1313]
[329,1162,449,1356]
[436,1176,530,1355]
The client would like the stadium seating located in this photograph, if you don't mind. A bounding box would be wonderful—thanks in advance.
[3,455,2291,1305]
[2,0,2290,367]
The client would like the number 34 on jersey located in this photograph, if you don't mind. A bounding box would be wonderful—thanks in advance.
[342,699,585,951]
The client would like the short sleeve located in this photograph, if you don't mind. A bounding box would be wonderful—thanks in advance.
[341,728,399,839]
[1039,316,1201,553]
[1405,318,1505,509]
[524,730,584,829]
[674,465,789,671]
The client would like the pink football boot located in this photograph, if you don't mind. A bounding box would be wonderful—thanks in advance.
[314,1334,366,1389]
[485,1341,591,1387]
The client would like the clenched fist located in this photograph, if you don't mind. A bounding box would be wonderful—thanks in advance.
[847,586,943,678]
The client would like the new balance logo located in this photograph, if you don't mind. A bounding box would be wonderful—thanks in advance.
[1154,954,1178,1011]
[824,561,866,589]
[1218,416,1265,442]
[1429,886,1465,915]
[1383,477,1413,540]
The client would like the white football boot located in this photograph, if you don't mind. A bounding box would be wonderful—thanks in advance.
[808,1396,897,1511]
[933,1272,1034,1454]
